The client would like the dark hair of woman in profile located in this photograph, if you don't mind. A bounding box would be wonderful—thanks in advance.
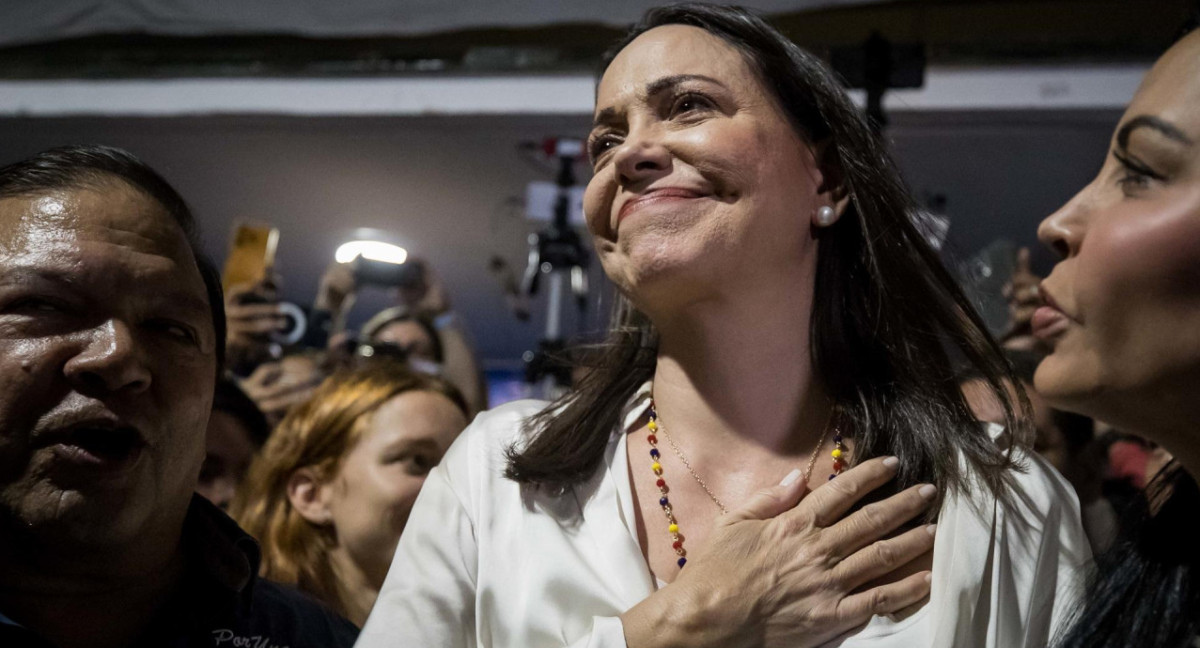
[0,144,227,372]
[506,3,1027,510]
[1055,16,1200,648]
[1056,463,1200,647]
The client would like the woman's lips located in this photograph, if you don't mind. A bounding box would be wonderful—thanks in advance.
[616,188,707,227]
[1031,305,1071,340]
[1031,286,1074,341]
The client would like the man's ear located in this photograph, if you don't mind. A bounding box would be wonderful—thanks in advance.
[812,139,852,219]
[287,467,333,526]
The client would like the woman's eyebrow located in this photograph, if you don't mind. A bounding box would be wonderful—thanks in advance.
[1116,115,1193,150]
[644,73,726,98]
[592,106,619,129]
[592,74,727,128]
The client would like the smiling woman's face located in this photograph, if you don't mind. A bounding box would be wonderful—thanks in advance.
[1034,31,1200,445]
[583,25,831,313]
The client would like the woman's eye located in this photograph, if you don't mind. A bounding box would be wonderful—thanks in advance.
[670,93,712,117]
[400,453,440,476]
[1117,170,1152,192]
[411,454,436,473]
[588,134,621,163]
[1113,151,1164,195]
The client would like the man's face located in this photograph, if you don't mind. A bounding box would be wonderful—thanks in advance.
[0,179,217,550]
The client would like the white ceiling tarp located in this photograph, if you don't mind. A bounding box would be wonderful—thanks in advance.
[0,0,889,47]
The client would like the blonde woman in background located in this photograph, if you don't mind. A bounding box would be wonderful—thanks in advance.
[231,361,469,626]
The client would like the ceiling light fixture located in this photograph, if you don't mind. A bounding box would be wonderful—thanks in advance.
[335,240,408,265]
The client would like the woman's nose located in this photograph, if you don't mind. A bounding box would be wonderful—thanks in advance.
[613,127,672,188]
[1038,186,1091,260]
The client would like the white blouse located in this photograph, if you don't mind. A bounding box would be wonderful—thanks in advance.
[358,385,1091,648]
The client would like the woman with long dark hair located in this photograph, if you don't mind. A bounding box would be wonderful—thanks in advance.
[1034,24,1200,648]
[358,5,1088,646]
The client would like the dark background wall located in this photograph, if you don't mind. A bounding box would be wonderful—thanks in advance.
[0,108,1119,362]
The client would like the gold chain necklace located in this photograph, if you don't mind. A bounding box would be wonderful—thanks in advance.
[646,399,845,568]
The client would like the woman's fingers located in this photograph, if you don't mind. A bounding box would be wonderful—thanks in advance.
[834,570,933,624]
[722,468,809,524]
[792,456,900,528]
[1015,246,1032,275]
[830,524,937,588]
[824,483,937,556]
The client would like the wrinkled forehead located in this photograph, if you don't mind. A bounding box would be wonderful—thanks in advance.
[1126,31,1200,140]
[596,24,759,109]
[0,180,193,262]
[0,182,206,305]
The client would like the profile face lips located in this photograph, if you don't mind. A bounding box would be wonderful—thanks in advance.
[615,186,710,231]
[1031,284,1074,341]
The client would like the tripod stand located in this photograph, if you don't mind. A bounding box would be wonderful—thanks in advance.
[520,139,589,397]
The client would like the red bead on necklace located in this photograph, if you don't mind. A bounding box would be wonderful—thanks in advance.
[645,408,687,568]
[646,399,845,569]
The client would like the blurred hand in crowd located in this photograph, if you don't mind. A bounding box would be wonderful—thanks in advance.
[239,353,325,427]
[315,260,358,315]
[1002,247,1044,351]
[397,258,450,316]
[225,276,288,373]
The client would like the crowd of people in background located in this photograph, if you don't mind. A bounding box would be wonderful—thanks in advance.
[1,2,1199,647]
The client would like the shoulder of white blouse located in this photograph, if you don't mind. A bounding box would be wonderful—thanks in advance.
[972,422,1082,518]
[947,424,1090,565]
[435,398,553,487]
[1006,445,1085,525]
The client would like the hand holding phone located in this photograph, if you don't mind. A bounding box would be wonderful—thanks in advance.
[222,223,279,291]
[393,258,449,317]
[224,279,289,371]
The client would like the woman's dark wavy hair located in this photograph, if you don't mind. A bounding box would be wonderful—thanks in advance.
[0,144,226,374]
[506,3,1026,506]
[1056,464,1200,647]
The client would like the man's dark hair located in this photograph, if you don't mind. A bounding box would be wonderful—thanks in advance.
[0,145,226,372]
[1173,2,1200,43]
[213,376,271,447]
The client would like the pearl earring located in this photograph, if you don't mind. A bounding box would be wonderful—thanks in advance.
[816,205,836,227]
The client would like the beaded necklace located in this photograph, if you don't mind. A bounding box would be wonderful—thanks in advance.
[646,400,844,568]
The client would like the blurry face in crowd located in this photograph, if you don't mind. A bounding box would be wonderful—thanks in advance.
[321,390,466,587]
[0,180,216,550]
[372,319,437,363]
[583,25,827,312]
[197,410,257,510]
[1034,32,1200,454]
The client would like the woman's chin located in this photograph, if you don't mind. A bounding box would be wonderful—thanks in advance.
[1033,354,1109,420]
[605,249,713,296]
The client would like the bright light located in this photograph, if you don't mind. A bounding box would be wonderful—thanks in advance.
[335,240,408,265]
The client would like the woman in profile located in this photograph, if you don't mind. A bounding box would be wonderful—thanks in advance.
[359,5,1089,646]
[232,361,468,626]
[1030,22,1200,648]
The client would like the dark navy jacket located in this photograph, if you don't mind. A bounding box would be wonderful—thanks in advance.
[0,496,359,648]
